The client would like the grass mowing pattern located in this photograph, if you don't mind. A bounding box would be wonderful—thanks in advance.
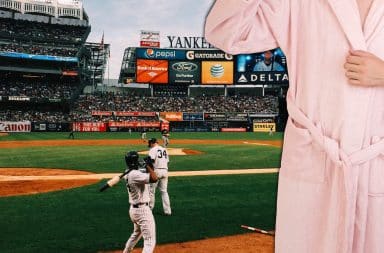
[0,174,278,253]
[0,131,283,141]
[0,144,281,172]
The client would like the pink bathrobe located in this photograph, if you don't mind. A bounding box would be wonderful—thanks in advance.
[205,1,384,252]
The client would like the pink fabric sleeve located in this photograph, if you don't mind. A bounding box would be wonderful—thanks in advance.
[204,0,288,54]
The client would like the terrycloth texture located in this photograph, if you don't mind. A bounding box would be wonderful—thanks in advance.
[205,1,384,252]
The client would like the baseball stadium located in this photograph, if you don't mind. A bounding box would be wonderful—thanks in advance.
[0,1,288,252]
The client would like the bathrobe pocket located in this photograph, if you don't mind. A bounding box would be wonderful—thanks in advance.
[280,117,326,183]
[368,138,384,196]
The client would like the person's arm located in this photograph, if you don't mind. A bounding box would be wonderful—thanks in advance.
[146,163,158,183]
[204,0,289,55]
[344,50,384,86]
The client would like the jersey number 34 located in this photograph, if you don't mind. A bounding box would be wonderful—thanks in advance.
[157,150,168,159]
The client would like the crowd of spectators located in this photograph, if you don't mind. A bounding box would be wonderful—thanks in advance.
[0,110,69,122]
[69,92,279,118]
[0,19,86,45]
[0,42,78,57]
[0,17,86,57]
[0,80,77,99]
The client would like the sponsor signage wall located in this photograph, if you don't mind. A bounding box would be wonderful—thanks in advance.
[201,61,233,85]
[0,121,31,132]
[133,46,288,86]
[135,48,186,60]
[169,61,200,84]
[136,59,168,84]
[91,111,157,117]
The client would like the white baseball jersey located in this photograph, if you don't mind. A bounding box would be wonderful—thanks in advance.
[123,168,156,253]
[123,170,150,205]
[148,145,169,169]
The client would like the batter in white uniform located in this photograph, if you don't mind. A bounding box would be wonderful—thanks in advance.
[122,151,158,253]
[148,138,172,216]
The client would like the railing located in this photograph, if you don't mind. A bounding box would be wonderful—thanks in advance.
[0,0,83,19]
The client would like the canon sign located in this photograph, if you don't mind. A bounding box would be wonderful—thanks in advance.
[0,121,31,132]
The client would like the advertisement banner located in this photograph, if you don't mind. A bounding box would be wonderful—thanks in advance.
[186,50,233,61]
[226,113,249,121]
[136,59,168,84]
[8,96,30,101]
[169,61,200,84]
[235,48,289,85]
[0,51,78,62]
[253,122,276,132]
[92,111,113,116]
[221,128,247,132]
[72,122,107,132]
[114,111,157,117]
[159,112,183,122]
[235,72,289,84]
[183,112,204,121]
[62,70,78,76]
[204,113,227,121]
[140,41,160,48]
[201,61,233,85]
[160,122,169,131]
[108,121,160,128]
[0,121,31,132]
[252,117,275,123]
[140,30,160,48]
[135,48,186,60]
[33,122,68,132]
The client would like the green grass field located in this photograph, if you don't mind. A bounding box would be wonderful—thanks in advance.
[0,132,282,253]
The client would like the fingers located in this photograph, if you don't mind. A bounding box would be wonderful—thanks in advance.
[349,50,372,57]
[348,79,362,86]
[345,70,360,80]
[346,55,363,65]
[344,62,360,72]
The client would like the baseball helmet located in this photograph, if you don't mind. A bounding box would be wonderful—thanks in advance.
[125,151,139,169]
[148,138,157,147]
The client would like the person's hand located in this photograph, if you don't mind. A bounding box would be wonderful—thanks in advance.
[344,50,384,87]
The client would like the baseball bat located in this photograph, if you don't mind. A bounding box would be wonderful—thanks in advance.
[241,225,275,236]
[99,170,130,192]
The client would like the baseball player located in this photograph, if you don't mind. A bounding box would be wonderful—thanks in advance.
[268,125,274,136]
[161,128,170,147]
[147,138,171,216]
[140,129,147,143]
[122,151,158,253]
